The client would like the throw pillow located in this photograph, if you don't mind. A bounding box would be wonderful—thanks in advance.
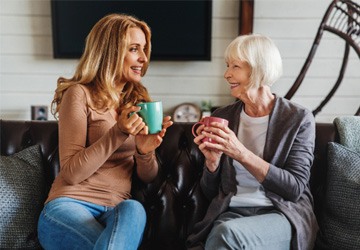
[321,142,360,249]
[334,116,360,153]
[0,145,45,249]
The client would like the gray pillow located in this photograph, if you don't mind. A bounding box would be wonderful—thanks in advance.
[321,142,360,249]
[334,116,360,153]
[0,145,45,249]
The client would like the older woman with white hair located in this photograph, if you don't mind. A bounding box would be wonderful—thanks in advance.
[187,34,318,250]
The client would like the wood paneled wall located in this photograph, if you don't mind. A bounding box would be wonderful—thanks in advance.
[0,0,358,122]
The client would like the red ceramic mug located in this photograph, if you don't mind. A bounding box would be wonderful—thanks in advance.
[192,116,229,143]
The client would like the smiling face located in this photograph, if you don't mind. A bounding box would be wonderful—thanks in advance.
[121,27,148,85]
[224,59,252,99]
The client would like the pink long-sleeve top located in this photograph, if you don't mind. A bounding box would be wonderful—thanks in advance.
[45,84,158,207]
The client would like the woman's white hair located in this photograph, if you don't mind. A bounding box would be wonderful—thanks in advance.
[224,34,283,89]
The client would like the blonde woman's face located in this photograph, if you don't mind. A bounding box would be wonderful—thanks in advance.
[224,59,251,99]
[121,27,148,85]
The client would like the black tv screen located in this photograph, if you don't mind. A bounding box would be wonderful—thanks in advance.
[51,0,212,60]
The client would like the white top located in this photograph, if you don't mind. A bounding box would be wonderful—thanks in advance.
[229,109,273,207]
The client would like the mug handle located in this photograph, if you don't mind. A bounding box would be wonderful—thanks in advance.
[192,122,205,137]
[129,106,142,117]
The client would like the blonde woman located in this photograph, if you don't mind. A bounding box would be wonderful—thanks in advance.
[37,14,172,250]
[188,34,318,250]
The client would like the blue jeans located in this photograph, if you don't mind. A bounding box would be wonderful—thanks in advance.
[37,197,146,250]
[205,207,292,250]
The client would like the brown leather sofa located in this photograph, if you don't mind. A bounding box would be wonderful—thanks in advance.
[0,120,337,250]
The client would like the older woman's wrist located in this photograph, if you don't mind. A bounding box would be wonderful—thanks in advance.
[205,160,219,172]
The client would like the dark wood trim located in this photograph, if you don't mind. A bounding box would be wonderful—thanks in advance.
[239,0,254,35]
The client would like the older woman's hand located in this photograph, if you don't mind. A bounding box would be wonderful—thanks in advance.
[203,121,270,182]
[194,125,223,172]
[201,122,246,163]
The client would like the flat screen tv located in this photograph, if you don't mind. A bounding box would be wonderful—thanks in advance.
[51,0,212,61]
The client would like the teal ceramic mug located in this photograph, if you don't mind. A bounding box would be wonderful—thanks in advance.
[136,101,163,134]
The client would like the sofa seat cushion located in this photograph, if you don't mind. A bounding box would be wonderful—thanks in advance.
[320,142,360,249]
[0,145,45,249]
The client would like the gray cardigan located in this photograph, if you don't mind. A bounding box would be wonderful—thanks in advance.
[187,97,319,250]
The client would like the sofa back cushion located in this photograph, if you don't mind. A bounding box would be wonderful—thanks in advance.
[0,120,59,190]
[132,123,209,250]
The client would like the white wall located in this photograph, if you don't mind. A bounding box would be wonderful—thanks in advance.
[0,0,359,123]
[256,0,360,123]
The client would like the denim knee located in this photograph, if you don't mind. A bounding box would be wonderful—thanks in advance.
[96,199,146,250]
[119,199,145,212]
[117,200,146,221]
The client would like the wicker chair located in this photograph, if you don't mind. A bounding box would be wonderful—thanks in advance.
[284,0,360,116]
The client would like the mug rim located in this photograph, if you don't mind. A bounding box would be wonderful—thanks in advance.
[137,101,162,105]
[203,116,228,122]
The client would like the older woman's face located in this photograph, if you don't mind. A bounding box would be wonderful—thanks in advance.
[121,27,148,84]
[224,59,251,99]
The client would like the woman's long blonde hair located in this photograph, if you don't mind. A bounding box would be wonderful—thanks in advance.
[51,13,152,118]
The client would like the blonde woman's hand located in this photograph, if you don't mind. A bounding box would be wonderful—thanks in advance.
[117,106,147,136]
[135,116,173,154]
